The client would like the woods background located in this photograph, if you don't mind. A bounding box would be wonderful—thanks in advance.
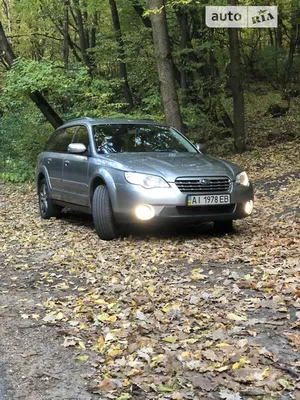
[0,0,299,182]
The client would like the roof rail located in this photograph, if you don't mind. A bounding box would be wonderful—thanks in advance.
[68,117,95,121]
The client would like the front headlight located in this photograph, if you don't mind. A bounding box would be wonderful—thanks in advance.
[236,171,250,187]
[125,172,170,189]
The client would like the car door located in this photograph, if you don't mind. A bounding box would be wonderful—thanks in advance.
[62,125,90,207]
[44,127,76,200]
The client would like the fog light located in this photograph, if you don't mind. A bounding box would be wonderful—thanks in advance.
[245,200,253,215]
[135,204,155,220]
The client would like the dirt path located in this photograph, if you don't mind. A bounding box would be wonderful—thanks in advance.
[0,172,299,399]
[0,251,96,400]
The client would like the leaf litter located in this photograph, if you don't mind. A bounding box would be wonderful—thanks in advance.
[0,141,299,399]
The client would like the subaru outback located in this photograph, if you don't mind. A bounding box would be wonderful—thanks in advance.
[36,118,254,240]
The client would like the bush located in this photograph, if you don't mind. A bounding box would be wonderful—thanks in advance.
[0,107,51,182]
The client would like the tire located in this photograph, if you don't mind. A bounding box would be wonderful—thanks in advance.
[92,185,117,240]
[213,220,234,234]
[38,178,61,219]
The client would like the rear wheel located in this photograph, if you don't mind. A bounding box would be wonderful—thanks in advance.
[38,179,61,219]
[92,185,117,240]
[213,220,233,234]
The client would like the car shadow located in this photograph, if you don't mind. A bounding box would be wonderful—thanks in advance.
[59,210,239,240]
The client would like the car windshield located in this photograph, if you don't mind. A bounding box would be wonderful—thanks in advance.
[92,124,197,154]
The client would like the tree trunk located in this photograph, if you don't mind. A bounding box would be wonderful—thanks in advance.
[2,0,12,43]
[228,1,245,153]
[276,16,283,48]
[176,9,189,108]
[283,0,300,88]
[90,12,98,48]
[30,92,64,128]
[132,1,181,86]
[72,0,90,69]
[132,1,152,29]
[0,21,63,129]
[0,20,14,68]
[148,0,183,132]
[108,0,134,109]
[63,0,69,69]
[40,0,82,63]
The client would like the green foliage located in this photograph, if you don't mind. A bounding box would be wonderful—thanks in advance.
[0,0,298,163]
[0,108,51,183]
[1,59,132,118]
[252,46,287,82]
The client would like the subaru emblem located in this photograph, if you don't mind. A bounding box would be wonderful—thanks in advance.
[199,179,210,185]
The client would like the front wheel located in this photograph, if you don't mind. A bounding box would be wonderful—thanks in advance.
[38,179,61,219]
[92,185,117,240]
[213,220,233,234]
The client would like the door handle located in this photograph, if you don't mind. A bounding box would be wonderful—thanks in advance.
[47,158,52,164]
[64,160,70,166]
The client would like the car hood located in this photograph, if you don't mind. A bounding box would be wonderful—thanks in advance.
[101,153,241,181]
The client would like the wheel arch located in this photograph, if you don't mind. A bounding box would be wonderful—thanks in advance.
[36,167,50,194]
[89,171,117,208]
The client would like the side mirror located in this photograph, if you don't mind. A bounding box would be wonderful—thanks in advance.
[196,143,206,153]
[67,143,87,154]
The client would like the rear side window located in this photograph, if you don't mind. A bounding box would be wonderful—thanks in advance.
[45,127,76,152]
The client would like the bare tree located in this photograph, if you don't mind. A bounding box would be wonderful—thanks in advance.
[148,0,183,132]
[228,0,245,153]
[2,0,12,43]
[109,0,134,109]
[72,0,90,68]
[63,0,69,69]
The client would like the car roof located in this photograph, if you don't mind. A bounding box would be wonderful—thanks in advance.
[59,117,167,129]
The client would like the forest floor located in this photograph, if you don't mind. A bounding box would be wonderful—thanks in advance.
[0,139,299,400]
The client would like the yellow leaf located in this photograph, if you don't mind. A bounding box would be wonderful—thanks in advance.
[97,313,117,323]
[186,338,199,344]
[75,355,89,361]
[191,273,206,280]
[97,336,105,346]
[180,352,191,358]
[56,312,65,320]
[262,367,270,378]
[78,340,86,350]
[232,362,241,370]
[216,342,230,347]
[95,299,108,306]
[151,354,165,363]
[107,348,123,358]
[162,336,177,343]
[31,314,40,319]
[227,313,247,321]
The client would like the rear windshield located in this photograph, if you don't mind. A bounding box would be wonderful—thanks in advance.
[92,124,197,154]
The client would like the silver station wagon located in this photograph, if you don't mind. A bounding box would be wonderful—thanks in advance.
[36,118,254,240]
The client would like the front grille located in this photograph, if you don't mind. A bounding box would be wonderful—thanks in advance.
[175,177,231,193]
[176,205,235,215]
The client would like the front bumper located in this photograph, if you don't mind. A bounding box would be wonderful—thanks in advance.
[111,181,254,224]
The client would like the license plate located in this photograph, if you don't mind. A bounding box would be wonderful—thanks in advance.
[187,194,230,206]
